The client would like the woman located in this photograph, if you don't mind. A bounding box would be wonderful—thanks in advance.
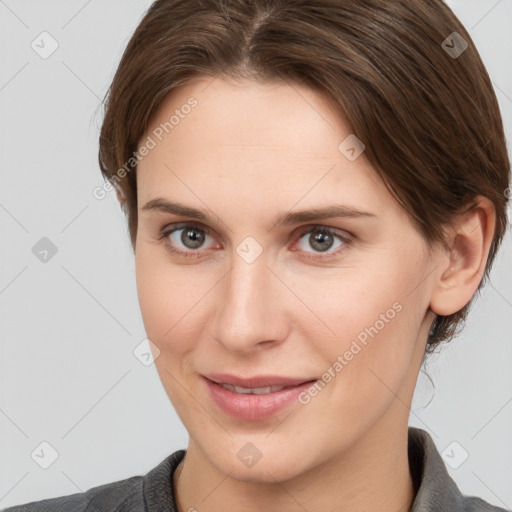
[4,0,510,511]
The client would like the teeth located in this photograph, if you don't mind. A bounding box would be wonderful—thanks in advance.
[220,383,287,394]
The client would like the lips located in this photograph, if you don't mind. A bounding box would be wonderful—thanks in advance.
[202,373,318,420]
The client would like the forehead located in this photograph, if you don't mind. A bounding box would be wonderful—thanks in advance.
[136,76,392,216]
[143,75,351,153]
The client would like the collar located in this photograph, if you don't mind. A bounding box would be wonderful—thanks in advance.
[408,426,463,511]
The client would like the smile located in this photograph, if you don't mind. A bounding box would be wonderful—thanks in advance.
[219,383,289,394]
[203,375,317,420]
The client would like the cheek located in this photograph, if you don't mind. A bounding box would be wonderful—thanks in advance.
[135,246,177,345]
[288,267,426,454]
[135,247,199,410]
[294,266,403,342]
[301,256,427,390]
[135,245,212,359]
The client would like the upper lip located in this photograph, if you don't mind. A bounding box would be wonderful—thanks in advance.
[203,373,316,388]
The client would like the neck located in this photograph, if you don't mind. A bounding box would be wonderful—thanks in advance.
[173,419,416,512]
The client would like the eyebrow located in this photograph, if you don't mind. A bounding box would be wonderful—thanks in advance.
[141,198,376,227]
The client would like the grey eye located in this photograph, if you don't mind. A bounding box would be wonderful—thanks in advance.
[296,229,344,253]
[170,227,208,250]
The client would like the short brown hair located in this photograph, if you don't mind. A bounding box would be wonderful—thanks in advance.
[98,0,510,352]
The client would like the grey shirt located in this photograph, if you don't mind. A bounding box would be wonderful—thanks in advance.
[2,427,509,512]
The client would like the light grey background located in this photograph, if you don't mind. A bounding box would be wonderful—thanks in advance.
[0,0,511,509]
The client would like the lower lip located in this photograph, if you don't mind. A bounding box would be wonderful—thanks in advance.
[203,377,317,421]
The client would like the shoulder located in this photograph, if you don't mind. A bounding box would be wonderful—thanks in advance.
[408,427,510,512]
[1,475,144,512]
[1,449,186,512]
[457,495,510,512]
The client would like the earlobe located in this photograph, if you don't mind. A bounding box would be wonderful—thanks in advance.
[429,196,496,316]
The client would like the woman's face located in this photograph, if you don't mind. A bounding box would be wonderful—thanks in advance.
[135,76,439,481]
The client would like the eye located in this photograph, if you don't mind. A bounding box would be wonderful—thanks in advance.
[293,225,352,260]
[156,222,352,260]
[158,222,217,259]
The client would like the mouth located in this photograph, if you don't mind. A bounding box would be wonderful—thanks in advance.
[202,374,318,421]
[214,382,295,394]
[203,373,316,389]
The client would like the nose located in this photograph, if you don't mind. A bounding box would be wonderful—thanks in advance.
[210,244,289,354]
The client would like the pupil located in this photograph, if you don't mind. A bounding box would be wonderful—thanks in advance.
[311,232,332,252]
[183,228,204,248]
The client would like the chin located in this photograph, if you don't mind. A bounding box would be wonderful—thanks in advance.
[201,435,319,485]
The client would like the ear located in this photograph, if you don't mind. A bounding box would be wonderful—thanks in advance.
[429,196,496,316]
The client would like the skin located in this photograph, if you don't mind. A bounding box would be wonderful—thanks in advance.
[128,75,495,512]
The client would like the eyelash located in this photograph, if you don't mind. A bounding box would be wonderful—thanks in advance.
[156,222,353,261]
